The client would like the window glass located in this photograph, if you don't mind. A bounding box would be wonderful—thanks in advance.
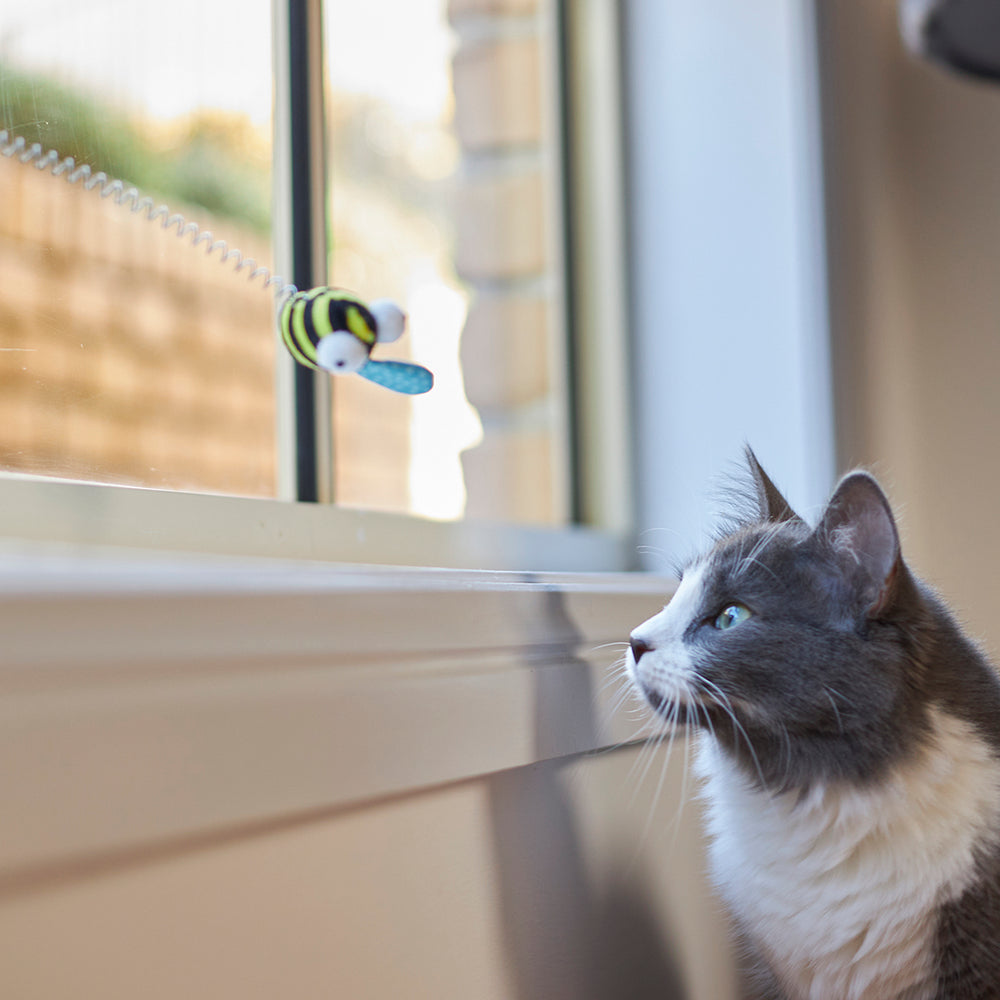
[0,0,574,526]
[0,0,277,497]
[325,0,571,524]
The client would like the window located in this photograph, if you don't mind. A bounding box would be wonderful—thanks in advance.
[0,0,632,571]
[0,0,277,497]
[325,0,571,524]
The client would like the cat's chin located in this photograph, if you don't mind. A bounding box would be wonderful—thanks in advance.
[639,685,705,728]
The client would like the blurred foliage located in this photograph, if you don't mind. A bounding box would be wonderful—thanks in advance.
[155,111,271,232]
[0,66,271,233]
[0,65,460,243]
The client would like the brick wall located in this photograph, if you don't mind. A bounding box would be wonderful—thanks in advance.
[449,0,565,525]
[0,154,278,497]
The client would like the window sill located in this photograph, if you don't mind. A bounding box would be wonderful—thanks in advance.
[0,474,633,571]
[0,540,672,889]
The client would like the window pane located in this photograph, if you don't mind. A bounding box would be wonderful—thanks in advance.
[326,0,571,525]
[0,0,277,497]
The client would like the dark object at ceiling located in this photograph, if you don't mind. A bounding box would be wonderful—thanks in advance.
[901,0,1000,82]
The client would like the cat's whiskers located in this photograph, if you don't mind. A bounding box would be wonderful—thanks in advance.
[597,654,631,700]
[617,712,681,875]
[626,681,687,793]
[595,658,666,758]
[591,641,631,655]
[627,732,659,805]
[635,528,687,573]
[593,645,629,690]
[629,713,673,790]
[597,680,629,727]
[644,714,681,844]
[740,554,782,585]
[675,702,714,836]
[777,718,794,792]
[696,674,770,791]
[824,686,847,736]
[671,699,701,848]
[737,522,786,582]
[823,683,857,712]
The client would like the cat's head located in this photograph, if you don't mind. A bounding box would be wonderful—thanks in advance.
[628,449,933,791]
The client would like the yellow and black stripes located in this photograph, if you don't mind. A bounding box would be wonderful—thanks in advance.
[279,287,378,370]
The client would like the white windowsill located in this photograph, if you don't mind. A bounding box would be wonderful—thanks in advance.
[0,474,633,572]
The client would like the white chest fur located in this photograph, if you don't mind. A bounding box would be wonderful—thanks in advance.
[696,706,1000,1000]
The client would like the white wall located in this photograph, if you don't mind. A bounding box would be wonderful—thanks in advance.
[624,0,835,568]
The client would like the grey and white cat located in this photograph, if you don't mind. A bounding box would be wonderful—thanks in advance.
[628,451,1000,999]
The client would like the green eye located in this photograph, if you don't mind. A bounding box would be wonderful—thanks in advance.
[714,603,752,630]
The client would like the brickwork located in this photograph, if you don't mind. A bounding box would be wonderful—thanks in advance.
[460,293,550,410]
[449,0,564,525]
[448,0,538,16]
[0,155,277,496]
[455,170,547,279]
[453,36,543,151]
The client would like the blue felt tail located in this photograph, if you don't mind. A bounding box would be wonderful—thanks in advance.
[359,359,434,395]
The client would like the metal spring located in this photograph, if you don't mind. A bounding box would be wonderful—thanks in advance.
[0,129,297,302]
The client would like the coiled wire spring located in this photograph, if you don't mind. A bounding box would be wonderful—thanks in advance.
[0,129,297,302]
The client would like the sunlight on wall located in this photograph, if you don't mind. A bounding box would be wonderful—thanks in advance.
[407,273,481,521]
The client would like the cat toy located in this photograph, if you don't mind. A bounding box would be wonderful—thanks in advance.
[0,129,434,395]
[279,287,433,394]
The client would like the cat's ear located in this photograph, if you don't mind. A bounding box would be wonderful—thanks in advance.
[815,472,902,617]
[745,447,801,524]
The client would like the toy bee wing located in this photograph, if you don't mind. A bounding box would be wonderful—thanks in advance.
[358,358,434,395]
[279,287,433,395]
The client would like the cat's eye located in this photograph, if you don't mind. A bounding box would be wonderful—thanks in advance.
[713,603,752,630]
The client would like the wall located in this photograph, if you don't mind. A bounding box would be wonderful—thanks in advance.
[450,0,568,525]
[2,754,729,999]
[819,0,1000,652]
[624,0,835,565]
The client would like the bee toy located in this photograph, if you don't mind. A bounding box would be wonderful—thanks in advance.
[279,287,434,395]
[0,130,435,396]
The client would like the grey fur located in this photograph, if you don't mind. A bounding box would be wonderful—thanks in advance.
[630,452,1000,996]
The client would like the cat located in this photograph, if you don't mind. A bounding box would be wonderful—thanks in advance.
[627,450,1000,999]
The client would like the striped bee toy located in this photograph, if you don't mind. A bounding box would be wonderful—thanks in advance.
[0,130,434,396]
[279,287,434,395]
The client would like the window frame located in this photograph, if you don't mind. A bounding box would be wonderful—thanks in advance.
[0,0,635,574]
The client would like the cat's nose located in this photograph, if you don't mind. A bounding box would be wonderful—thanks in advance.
[630,636,652,662]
